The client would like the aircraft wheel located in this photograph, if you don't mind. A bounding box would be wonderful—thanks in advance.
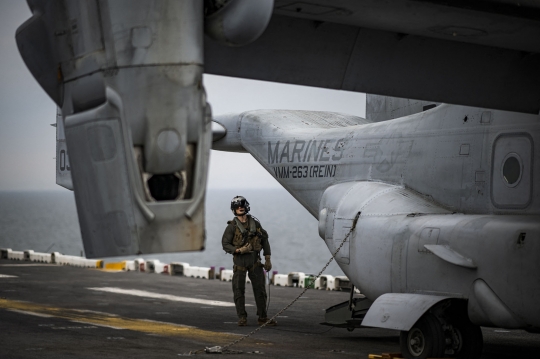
[400,313,445,359]
[347,327,354,332]
[449,318,483,359]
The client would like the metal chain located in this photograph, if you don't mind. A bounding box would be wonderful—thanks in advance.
[210,211,362,354]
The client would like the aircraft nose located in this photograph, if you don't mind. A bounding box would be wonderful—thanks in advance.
[212,121,227,142]
[212,114,246,152]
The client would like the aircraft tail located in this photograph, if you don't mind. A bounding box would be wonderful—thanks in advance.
[212,110,369,216]
[366,94,440,122]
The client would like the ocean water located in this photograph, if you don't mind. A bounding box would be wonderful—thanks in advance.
[0,189,344,276]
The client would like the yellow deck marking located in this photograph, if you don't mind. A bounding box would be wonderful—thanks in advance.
[0,298,241,344]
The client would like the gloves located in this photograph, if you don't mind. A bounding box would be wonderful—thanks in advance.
[238,243,252,254]
[263,255,272,271]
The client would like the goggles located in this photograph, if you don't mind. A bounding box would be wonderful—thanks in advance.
[232,199,247,209]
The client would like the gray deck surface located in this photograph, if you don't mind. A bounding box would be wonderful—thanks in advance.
[1,259,539,358]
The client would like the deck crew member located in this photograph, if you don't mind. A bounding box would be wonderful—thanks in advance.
[222,196,276,327]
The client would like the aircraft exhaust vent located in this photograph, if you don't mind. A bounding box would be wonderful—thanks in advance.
[147,174,182,201]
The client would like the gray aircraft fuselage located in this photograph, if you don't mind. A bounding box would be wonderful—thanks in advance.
[213,104,540,331]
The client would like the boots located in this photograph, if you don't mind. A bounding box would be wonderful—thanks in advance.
[258,317,277,326]
[238,317,247,326]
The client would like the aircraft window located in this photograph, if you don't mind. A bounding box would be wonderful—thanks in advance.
[502,154,522,186]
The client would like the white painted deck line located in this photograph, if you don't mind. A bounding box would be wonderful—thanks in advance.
[7,309,53,318]
[0,274,18,278]
[87,287,250,307]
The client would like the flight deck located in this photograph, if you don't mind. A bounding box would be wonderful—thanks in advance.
[0,259,539,358]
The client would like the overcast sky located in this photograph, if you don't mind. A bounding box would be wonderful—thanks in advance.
[0,2,365,192]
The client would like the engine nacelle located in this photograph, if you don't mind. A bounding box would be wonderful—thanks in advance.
[18,0,211,257]
[205,0,274,46]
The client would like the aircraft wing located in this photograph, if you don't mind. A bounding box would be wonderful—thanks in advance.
[205,0,540,114]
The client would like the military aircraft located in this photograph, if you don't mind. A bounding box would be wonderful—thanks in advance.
[212,96,540,358]
[15,0,540,358]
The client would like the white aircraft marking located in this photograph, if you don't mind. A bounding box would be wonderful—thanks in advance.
[0,274,18,278]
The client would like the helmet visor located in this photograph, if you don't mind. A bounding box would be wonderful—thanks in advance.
[231,198,247,209]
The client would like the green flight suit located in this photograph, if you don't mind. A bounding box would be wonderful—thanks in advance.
[222,214,271,319]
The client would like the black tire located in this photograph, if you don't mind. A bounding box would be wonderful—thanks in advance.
[400,313,446,359]
[450,319,483,359]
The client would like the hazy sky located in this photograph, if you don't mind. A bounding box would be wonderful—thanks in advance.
[0,2,366,192]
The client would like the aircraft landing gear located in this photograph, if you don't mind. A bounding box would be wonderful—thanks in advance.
[400,303,483,359]
[400,313,445,358]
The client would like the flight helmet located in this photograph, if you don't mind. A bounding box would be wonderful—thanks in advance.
[231,195,250,214]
